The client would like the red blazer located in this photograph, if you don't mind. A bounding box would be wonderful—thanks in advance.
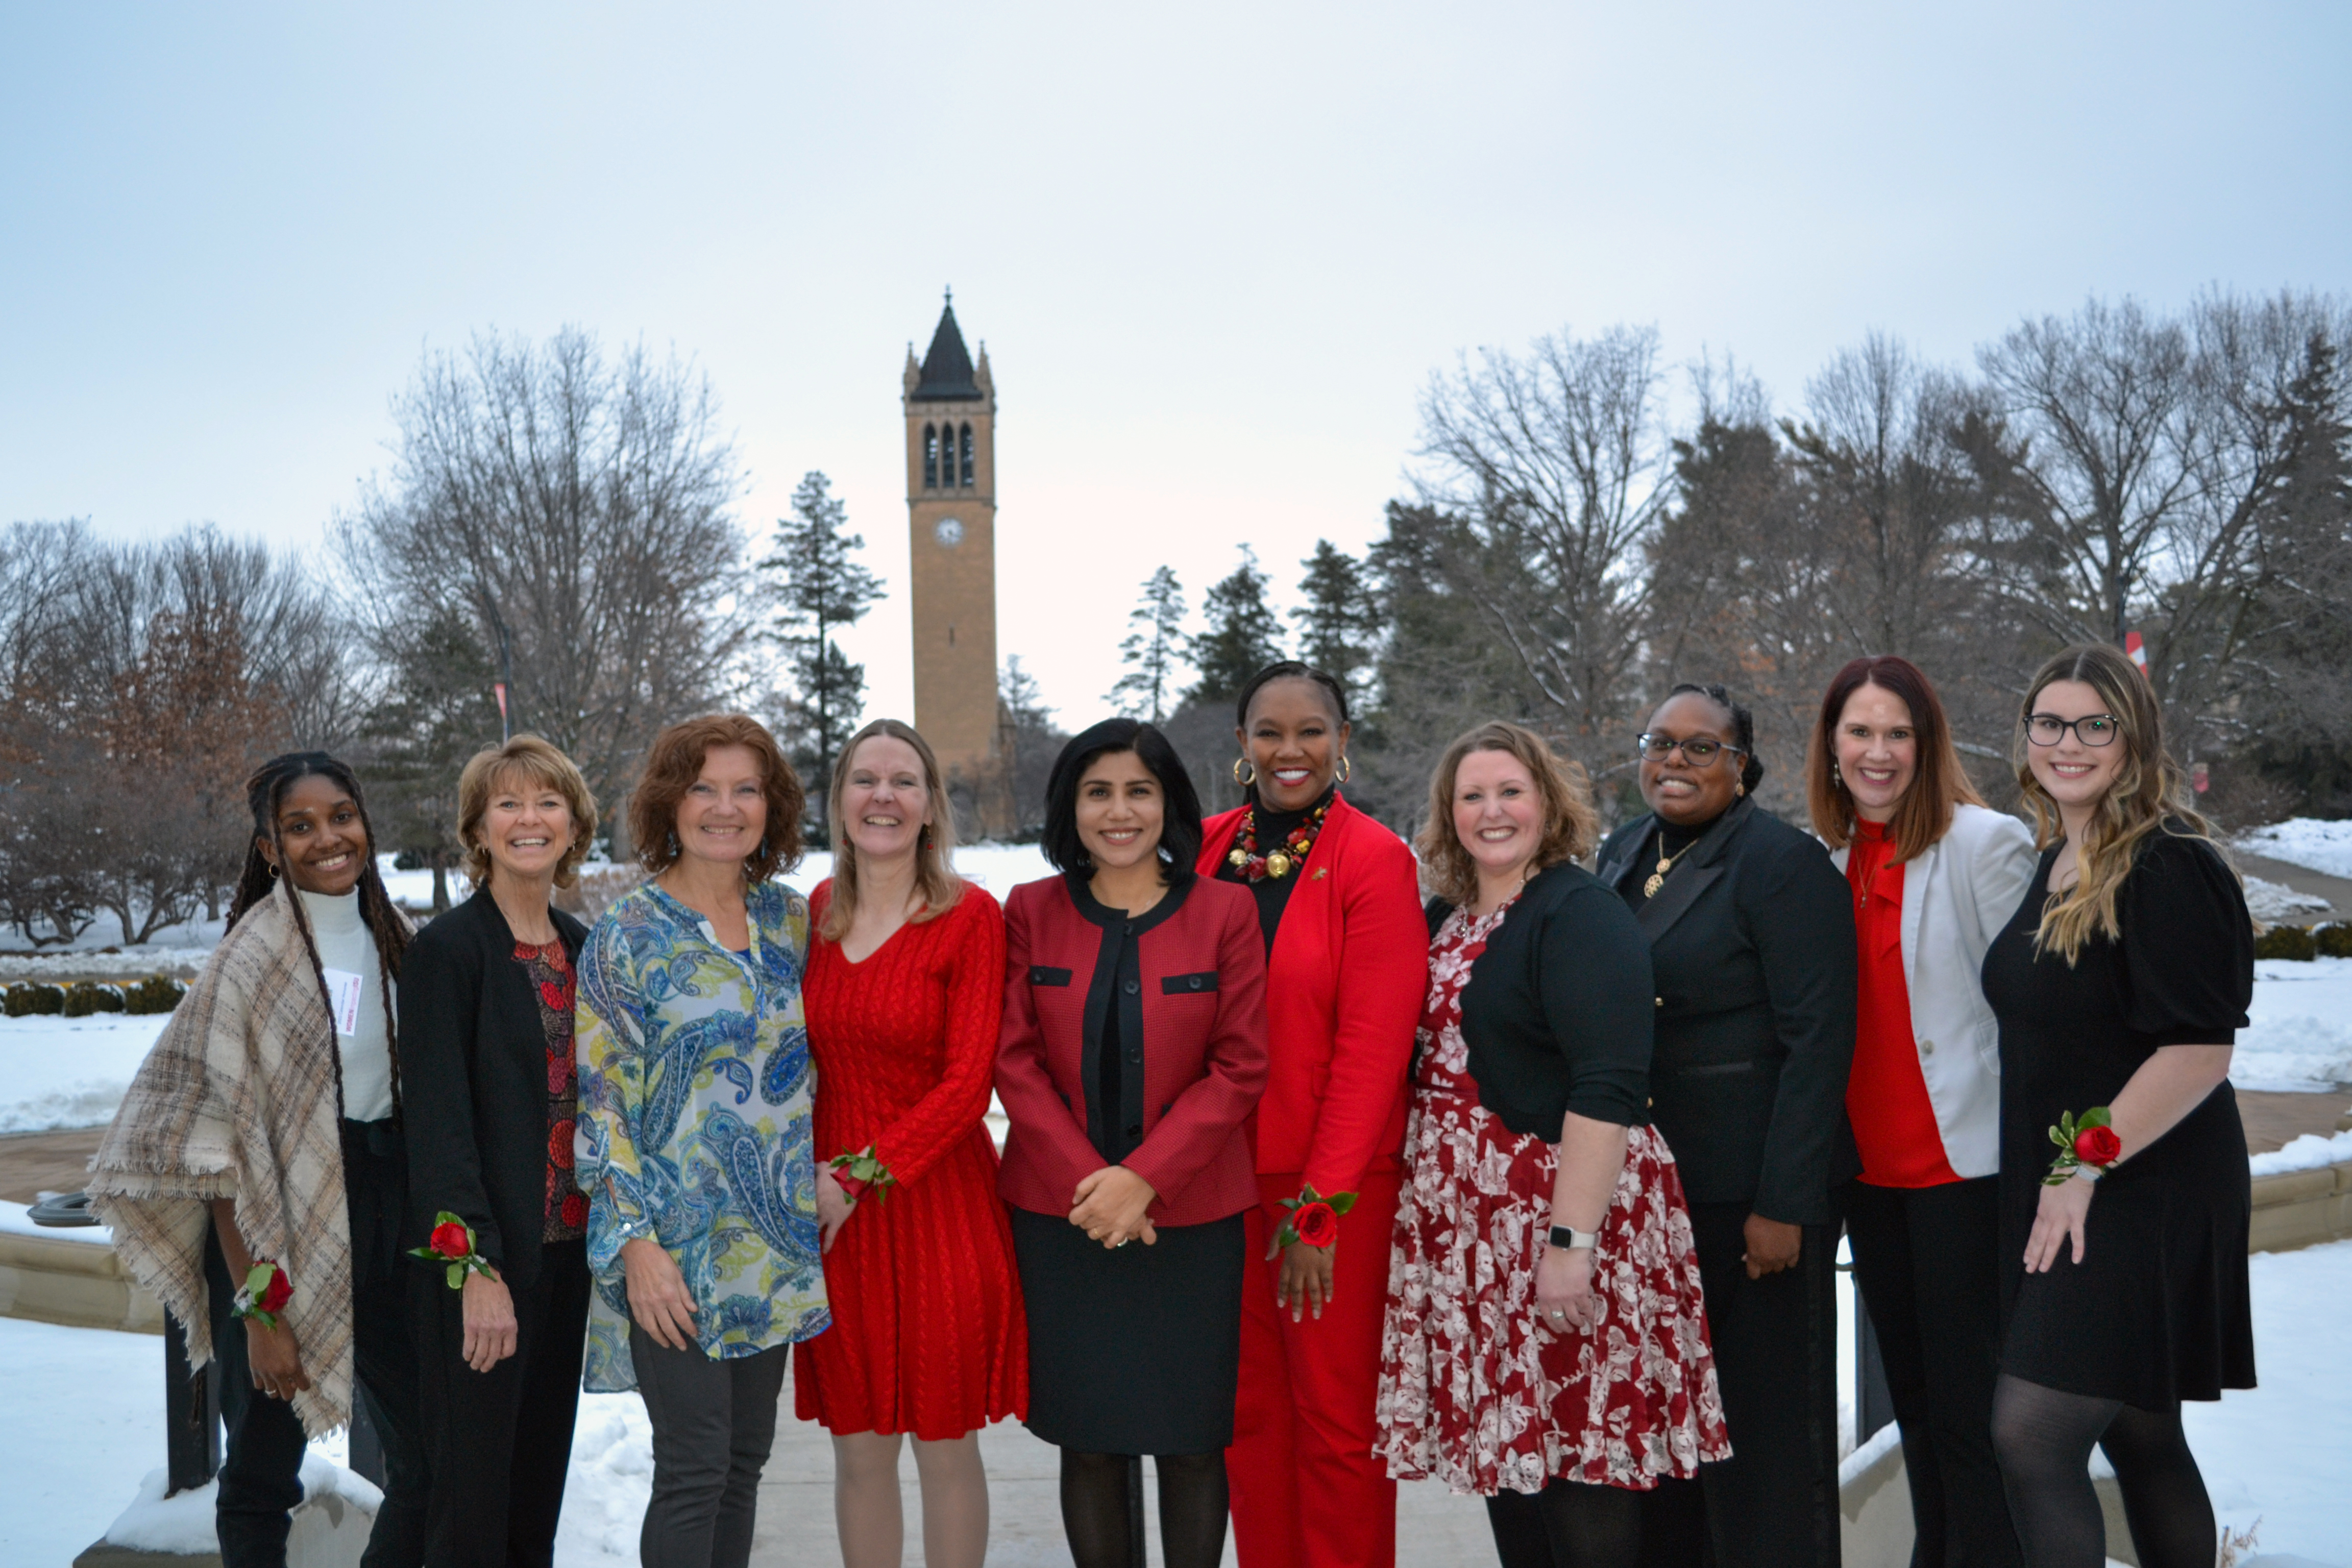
[994,872,1269,1227]
[1198,792,1428,1197]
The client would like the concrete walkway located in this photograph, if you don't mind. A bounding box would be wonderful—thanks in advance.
[2226,847,2352,921]
[752,1356,1495,1567]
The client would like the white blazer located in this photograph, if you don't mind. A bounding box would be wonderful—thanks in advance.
[1829,802,2039,1181]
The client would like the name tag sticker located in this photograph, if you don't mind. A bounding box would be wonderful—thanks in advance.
[321,968,364,1037]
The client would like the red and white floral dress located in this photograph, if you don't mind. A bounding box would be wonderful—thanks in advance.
[1375,899,1729,1495]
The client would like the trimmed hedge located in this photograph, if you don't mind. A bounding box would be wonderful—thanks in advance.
[62,981,127,1017]
[4,982,67,1016]
[121,975,187,1014]
[2255,924,2319,962]
[2316,923,2352,960]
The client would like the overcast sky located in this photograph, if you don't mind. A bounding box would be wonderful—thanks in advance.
[5,3,2347,726]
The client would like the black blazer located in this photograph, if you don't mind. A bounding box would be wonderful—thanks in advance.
[1423,861,1653,1140]
[1594,796,1855,1225]
[399,888,589,1290]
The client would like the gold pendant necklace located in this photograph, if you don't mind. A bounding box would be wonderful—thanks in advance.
[1643,835,1698,898]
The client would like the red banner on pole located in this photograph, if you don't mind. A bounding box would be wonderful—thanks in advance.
[2124,630,2147,674]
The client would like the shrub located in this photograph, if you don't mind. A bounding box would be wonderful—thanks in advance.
[2316,923,2352,960]
[5,981,68,1015]
[121,975,187,1015]
[2256,924,2318,962]
[62,981,127,1016]
[3,983,33,1017]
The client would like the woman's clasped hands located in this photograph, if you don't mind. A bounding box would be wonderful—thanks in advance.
[1070,1165,1159,1248]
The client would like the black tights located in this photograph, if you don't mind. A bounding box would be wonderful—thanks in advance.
[1484,1479,1645,1568]
[1059,1449,1229,1568]
[1990,1374,2216,1568]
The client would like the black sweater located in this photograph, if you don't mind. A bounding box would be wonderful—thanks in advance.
[398,889,589,1290]
[1426,860,1654,1140]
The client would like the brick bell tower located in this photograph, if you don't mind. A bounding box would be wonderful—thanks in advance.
[903,291,1007,826]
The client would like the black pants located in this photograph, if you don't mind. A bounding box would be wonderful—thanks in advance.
[627,1325,789,1568]
[410,1239,592,1567]
[1846,1177,2020,1568]
[1638,1201,1841,1568]
[204,1118,429,1568]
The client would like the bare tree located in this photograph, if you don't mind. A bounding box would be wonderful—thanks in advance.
[1411,324,1674,783]
[339,328,758,826]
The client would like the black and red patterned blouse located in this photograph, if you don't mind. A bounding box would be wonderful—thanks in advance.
[516,939,587,1241]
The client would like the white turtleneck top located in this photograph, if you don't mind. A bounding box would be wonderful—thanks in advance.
[296,886,396,1122]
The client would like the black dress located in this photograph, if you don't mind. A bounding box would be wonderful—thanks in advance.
[1979,828,2257,1409]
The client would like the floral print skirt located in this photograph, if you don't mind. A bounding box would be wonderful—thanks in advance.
[1375,903,1729,1496]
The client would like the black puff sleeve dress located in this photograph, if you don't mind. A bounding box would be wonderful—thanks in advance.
[1979,828,2257,1409]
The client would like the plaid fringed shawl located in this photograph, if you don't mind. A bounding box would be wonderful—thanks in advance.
[86,878,406,1438]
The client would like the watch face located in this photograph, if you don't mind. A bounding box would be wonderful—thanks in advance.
[934,517,965,547]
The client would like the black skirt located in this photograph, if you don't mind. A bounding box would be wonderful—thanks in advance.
[1010,1206,1245,1455]
[1980,832,2257,1409]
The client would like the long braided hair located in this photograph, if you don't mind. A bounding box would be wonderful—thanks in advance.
[228,751,410,1120]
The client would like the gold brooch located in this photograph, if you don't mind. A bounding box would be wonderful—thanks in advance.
[1310,868,1329,880]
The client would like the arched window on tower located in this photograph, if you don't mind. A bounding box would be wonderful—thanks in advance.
[923,424,938,488]
[959,422,975,487]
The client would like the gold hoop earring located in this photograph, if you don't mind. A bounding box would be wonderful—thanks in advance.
[1232,757,1257,787]
[1336,755,1353,784]
[267,862,281,880]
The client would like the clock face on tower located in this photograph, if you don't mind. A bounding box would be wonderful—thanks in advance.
[934,517,965,548]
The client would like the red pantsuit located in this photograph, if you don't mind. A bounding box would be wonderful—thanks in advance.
[1197,794,1429,1568]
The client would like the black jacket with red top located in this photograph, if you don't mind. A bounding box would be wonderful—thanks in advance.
[994,871,1269,1227]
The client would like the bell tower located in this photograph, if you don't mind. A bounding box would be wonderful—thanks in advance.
[903,292,1003,804]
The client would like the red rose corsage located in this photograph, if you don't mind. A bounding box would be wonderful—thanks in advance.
[829,1144,898,1205]
[407,1210,502,1289]
[2044,1107,2122,1186]
[230,1259,293,1330]
[1266,1183,1356,1258]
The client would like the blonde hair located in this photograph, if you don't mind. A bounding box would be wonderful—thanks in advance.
[2014,643,2217,964]
[821,719,965,942]
[1414,721,1600,908]
[457,734,600,890]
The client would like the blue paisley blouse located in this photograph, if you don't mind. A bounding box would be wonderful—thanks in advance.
[574,878,830,1391]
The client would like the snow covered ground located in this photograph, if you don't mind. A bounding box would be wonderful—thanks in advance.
[0,1014,171,1135]
[2236,957,2352,1091]
[2239,820,2352,883]
[7,1239,2348,1565]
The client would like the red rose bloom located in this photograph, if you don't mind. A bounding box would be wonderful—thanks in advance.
[2073,1125,2122,1167]
[258,1266,293,1315]
[561,1192,587,1229]
[549,1119,575,1170]
[1293,1201,1340,1248]
[430,1221,470,1260]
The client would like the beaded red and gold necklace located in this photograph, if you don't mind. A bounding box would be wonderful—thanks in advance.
[1226,795,1333,882]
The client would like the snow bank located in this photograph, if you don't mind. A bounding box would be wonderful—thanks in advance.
[0,1012,169,1133]
[102,1453,380,1554]
[554,1392,656,1562]
[2245,875,2334,923]
[0,1317,166,1563]
[2251,1131,2352,1178]
[0,1197,113,1244]
[2234,958,2352,1091]
[2238,820,2352,882]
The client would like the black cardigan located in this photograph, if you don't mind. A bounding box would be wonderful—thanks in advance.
[399,888,589,1290]
[1425,860,1654,1140]
[1593,796,1856,1225]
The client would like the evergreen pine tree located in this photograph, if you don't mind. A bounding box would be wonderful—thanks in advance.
[1187,546,1286,705]
[1107,566,1188,723]
[761,472,883,827]
[363,610,503,912]
[1293,540,1379,698]
[999,656,1066,838]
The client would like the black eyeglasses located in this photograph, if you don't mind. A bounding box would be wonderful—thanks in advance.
[1636,733,1746,768]
[2024,713,2120,748]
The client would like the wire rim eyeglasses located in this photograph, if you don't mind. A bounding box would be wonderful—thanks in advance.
[1635,733,1746,768]
[2023,713,2121,748]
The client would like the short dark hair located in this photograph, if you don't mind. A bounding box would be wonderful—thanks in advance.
[1041,718,1204,880]
[1659,682,1767,795]
[1233,660,1349,729]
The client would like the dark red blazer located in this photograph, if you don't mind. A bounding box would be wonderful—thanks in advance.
[1198,792,1429,1198]
[994,871,1269,1227]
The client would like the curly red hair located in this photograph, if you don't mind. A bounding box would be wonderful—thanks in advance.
[628,714,805,881]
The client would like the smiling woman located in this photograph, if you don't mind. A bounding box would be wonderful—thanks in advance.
[398,734,602,1567]
[576,713,822,1568]
[87,752,430,1568]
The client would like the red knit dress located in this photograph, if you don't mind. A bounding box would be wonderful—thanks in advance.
[795,881,1028,1439]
